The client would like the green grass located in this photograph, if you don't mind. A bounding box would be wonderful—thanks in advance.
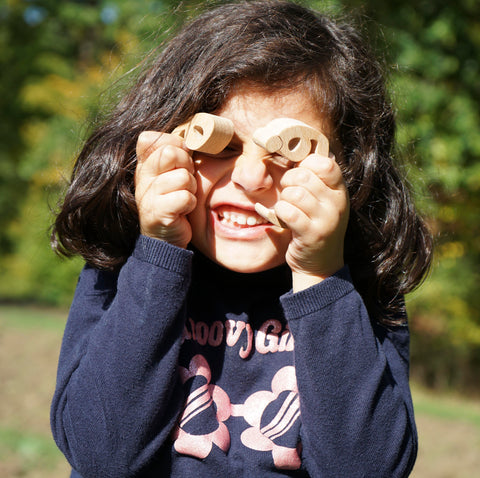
[0,427,65,472]
[412,385,480,429]
[0,304,71,477]
[0,304,67,331]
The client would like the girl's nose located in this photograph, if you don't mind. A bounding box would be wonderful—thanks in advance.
[231,151,274,193]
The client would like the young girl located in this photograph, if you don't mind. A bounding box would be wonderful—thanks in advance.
[51,1,433,477]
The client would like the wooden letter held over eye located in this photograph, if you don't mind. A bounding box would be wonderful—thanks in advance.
[252,118,329,162]
[253,118,330,228]
[172,113,234,154]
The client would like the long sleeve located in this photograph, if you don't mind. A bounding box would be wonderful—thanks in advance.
[280,266,417,478]
[51,236,193,478]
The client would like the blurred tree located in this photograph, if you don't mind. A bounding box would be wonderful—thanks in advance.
[345,0,480,391]
[1,0,124,300]
[0,0,42,253]
[0,0,211,302]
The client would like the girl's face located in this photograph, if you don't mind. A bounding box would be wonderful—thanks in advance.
[188,86,330,273]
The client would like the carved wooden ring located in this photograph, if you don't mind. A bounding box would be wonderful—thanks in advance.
[172,113,234,154]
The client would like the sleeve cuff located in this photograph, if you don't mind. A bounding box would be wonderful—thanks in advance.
[280,266,355,320]
[132,235,194,274]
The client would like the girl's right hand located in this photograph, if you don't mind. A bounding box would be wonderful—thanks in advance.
[135,131,197,248]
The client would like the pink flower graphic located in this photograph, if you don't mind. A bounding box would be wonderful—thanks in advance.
[239,366,302,470]
[173,354,231,459]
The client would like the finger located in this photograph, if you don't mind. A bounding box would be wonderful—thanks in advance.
[281,181,348,216]
[136,144,195,187]
[280,186,321,221]
[275,197,344,243]
[296,154,346,191]
[158,190,198,219]
[136,130,193,174]
[280,166,327,199]
[139,189,197,226]
[146,168,197,196]
[136,131,185,162]
[274,199,314,239]
[277,185,349,238]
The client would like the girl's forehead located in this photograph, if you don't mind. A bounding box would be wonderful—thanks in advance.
[215,86,330,139]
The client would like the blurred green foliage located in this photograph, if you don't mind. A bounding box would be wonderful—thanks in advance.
[0,0,479,392]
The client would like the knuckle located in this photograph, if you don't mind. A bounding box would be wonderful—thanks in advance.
[177,167,191,181]
[178,189,195,206]
[161,143,176,156]
[304,155,336,177]
[169,190,196,216]
[137,130,154,143]
[320,157,341,178]
[136,131,160,157]
[279,168,298,187]
[159,144,178,164]
[185,193,197,213]
[275,201,297,222]
[292,168,311,184]
[174,169,196,191]
[283,186,304,203]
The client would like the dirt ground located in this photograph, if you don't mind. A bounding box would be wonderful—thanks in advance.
[0,310,70,477]
[413,413,480,478]
[1,307,479,478]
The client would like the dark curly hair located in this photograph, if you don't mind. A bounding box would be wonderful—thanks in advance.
[52,0,433,325]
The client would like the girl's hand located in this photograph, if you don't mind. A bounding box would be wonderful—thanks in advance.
[135,131,197,248]
[274,153,349,292]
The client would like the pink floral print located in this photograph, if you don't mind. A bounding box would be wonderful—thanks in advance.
[172,354,231,458]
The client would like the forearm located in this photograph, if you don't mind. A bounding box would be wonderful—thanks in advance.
[51,236,193,477]
[281,267,417,477]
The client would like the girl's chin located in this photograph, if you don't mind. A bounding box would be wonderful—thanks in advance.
[199,239,287,273]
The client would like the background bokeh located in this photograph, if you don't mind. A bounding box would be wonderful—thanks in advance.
[0,0,479,476]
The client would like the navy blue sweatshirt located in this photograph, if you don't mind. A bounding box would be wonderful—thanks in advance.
[51,235,417,477]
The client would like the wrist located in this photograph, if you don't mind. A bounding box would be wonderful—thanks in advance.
[140,225,190,249]
[291,263,344,293]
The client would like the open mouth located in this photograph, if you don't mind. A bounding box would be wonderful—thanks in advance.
[215,205,270,228]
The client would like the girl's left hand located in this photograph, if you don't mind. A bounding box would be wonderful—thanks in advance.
[274,153,349,292]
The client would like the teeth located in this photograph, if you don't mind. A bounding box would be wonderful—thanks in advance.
[218,209,267,227]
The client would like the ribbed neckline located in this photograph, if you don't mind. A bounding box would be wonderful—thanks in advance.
[190,247,292,296]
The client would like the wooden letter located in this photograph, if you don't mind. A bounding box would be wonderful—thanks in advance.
[254,203,286,228]
[253,118,329,162]
[172,112,234,154]
[172,121,190,140]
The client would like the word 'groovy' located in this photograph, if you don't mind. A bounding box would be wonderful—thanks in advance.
[182,318,295,358]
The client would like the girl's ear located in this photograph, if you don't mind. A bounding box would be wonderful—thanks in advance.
[172,113,234,154]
